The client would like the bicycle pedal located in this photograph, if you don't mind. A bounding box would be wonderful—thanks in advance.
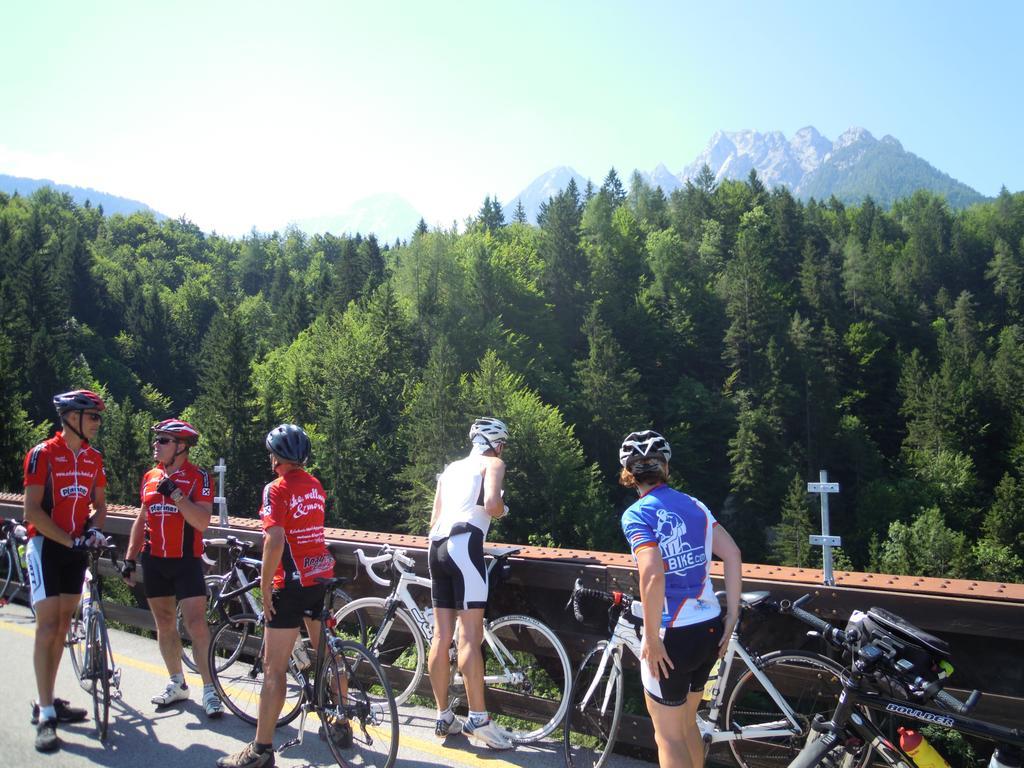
[277,737,300,753]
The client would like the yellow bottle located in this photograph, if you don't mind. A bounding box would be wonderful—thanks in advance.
[899,728,951,768]
[702,658,722,701]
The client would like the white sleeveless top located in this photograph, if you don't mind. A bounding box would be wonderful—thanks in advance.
[429,454,492,540]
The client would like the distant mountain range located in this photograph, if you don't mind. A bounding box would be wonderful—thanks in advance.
[505,126,986,224]
[2,126,990,238]
[290,193,422,244]
[0,174,166,219]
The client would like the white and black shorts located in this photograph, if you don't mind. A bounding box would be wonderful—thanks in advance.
[641,615,724,706]
[429,524,488,611]
[27,536,88,605]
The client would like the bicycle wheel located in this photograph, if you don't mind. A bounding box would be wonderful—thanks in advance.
[319,637,399,768]
[563,642,623,768]
[333,597,424,706]
[725,651,871,768]
[481,614,572,743]
[181,576,245,672]
[0,544,12,600]
[88,611,111,740]
[209,614,302,726]
[67,597,88,682]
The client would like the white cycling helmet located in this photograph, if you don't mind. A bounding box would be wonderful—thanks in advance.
[619,430,672,468]
[470,417,509,452]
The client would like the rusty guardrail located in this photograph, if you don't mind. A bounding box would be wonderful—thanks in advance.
[3,493,1022,754]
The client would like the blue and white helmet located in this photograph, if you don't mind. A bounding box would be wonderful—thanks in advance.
[619,430,672,468]
[470,417,509,452]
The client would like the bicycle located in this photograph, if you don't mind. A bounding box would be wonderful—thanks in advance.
[209,575,399,768]
[332,544,573,743]
[781,595,1024,768]
[563,581,863,768]
[0,518,34,617]
[66,539,123,741]
[179,536,360,673]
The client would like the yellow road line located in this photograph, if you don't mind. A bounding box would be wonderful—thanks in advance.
[0,618,529,767]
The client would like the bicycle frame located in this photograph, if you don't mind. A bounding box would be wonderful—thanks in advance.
[356,547,541,688]
[577,607,808,745]
[811,684,1024,766]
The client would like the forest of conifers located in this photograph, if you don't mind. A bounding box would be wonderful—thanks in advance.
[2,168,1023,583]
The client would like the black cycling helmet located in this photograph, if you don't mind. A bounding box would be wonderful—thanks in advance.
[53,389,106,414]
[265,423,311,465]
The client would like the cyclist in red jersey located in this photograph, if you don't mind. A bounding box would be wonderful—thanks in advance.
[123,419,222,717]
[218,424,343,768]
[23,390,108,753]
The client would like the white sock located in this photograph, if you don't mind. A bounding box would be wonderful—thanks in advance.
[170,673,185,687]
[469,710,488,726]
[437,707,454,721]
[40,705,57,721]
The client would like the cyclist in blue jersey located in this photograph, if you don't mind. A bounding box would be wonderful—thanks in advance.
[619,430,742,768]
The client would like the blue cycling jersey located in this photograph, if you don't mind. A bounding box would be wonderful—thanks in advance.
[621,484,720,629]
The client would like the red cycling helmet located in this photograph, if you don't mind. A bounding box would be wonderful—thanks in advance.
[151,418,200,446]
[53,389,106,414]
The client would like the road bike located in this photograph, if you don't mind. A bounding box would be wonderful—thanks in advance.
[178,535,359,673]
[332,544,573,743]
[0,518,33,617]
[782,595,1024,768]
[563,581,865,768]
[66,539,123,741]
[209,575,399,768]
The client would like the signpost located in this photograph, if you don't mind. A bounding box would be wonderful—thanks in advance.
[808,470,841,586]
[214,457,228,526]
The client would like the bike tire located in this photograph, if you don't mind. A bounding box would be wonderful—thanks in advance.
[482,613,572,743]
[0,544,12,600]
[180,575,245,673]
[209,614,302,726]
[88,611,111,741]
[563,641,624,768]
[319,637,399,768]
[724,650,872,768]
[67,598,88,681]
[333,596,424,706]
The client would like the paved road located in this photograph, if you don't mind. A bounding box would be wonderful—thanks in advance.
[0,603,652,768]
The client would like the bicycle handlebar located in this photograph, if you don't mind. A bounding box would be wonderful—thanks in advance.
[934,688,981,715]
[567,578,637,624]
[779,594,848,648]
[354,546,411,586]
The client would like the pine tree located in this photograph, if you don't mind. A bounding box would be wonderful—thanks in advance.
[770,474,815,567]
[398,335,465,532]
[188,306,264,515]
[601,168,626,207]
[512,200,527,225]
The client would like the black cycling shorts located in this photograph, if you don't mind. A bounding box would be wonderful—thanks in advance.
[27,536,87,604]
[142,551,206,601]
[268,582,326,630]
[641,615,724,706]
[429,525,488,610]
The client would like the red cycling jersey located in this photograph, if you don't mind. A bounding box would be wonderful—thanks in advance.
[140,461,214,558]
[23,431,107,539]
[259,468,334,589]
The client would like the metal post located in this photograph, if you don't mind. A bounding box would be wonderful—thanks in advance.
[214,457,228,527]
[807,469,841,586]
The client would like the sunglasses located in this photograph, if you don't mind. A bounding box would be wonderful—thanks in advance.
[153,436,179,445]
[83,412,103,423]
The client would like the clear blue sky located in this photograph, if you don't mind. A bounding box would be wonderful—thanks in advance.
[1,0,1020,234]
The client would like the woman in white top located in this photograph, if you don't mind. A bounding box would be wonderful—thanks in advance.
[426,417,513,750]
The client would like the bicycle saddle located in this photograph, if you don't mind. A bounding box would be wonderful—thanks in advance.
[867,606,951,658]
[484,546,521,558]
[715,589,771,608]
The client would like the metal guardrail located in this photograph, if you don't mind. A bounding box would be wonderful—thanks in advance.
[3,494,1023,752]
